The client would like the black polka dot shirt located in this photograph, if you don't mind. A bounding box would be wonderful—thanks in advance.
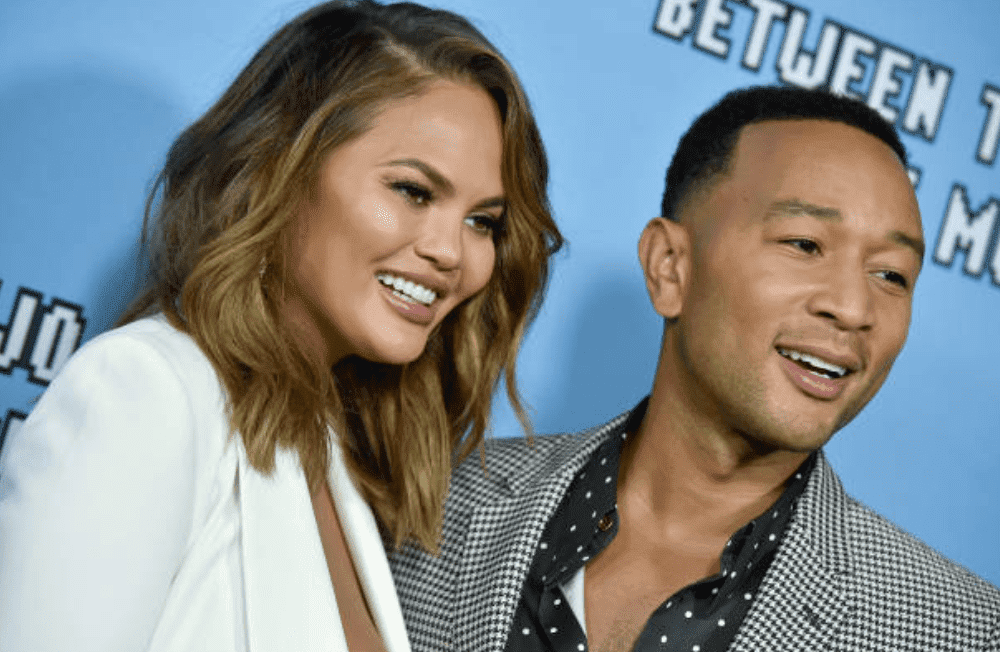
[505,399,817,652]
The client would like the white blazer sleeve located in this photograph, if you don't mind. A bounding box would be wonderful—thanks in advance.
[0,329,199,652]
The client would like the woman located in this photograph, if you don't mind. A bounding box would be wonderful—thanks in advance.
[0,1,562,650]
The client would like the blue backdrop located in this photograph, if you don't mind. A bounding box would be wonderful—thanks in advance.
[1,0,997,585]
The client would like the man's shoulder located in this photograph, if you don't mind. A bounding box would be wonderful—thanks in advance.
[458,431,584,480]
[444,432,591,519]
[739,458,998,647]
[449,410,631,508]
[842,494,1000,606]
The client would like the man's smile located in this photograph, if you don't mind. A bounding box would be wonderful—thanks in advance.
[775,345,860,400]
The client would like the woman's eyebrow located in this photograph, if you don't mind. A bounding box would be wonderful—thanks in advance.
[384,158,453,194]
[384,157,506,210]
[474,197,506,211]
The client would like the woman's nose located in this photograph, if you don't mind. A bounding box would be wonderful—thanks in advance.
[414,209,463,270]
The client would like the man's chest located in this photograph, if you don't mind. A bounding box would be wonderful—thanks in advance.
[503,455,815,652]
[584,535,725,652]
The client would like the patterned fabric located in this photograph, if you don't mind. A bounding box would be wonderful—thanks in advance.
[389,406,1000,652]
[507,397,818,652]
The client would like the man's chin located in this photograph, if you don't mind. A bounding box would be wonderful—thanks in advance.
[746,412,840,454]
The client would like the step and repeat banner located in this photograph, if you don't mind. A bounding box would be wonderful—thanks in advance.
[1,0,997,583]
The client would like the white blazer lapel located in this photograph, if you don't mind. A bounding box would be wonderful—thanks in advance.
[238,443,348,652]
[326,441,412,652]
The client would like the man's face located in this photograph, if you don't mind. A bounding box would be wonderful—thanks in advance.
[671,119,924,452]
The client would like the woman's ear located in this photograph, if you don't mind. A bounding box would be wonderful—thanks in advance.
[637,217,690,320]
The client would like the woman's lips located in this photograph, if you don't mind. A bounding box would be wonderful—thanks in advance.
[379,281,435,325]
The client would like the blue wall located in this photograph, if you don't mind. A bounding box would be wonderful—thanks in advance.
[1,0,997,585]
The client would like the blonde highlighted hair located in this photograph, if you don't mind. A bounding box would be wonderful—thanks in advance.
[118,0,562,551]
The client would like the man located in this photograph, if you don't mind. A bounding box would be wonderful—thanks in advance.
[389,86,1000,651]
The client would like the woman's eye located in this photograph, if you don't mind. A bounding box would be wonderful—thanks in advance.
[782,238,820,255]
[391,181,433,205]
[464,214,500,238]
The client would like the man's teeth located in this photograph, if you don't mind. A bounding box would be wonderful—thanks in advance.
[376,273,436,306]
[778,348,848,378]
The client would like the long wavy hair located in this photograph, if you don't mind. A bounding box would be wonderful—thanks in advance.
[117,0,562,551]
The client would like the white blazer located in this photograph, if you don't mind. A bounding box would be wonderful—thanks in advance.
[0,315,411,652]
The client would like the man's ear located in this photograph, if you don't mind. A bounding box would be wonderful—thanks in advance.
[637,217,690,320]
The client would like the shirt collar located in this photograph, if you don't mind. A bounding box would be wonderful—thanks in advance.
[527,396,817,592]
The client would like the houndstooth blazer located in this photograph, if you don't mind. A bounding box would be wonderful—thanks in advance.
[389,408,1000,652]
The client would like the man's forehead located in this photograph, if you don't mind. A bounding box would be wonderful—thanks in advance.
[729,119,914,194]
[692,118,922,238]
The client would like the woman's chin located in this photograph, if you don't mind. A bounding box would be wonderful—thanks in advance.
[354,335,430,367]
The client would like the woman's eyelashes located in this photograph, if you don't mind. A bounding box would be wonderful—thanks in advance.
[388,178,502,239]
[390,179,433,206]
[464,213,502,238]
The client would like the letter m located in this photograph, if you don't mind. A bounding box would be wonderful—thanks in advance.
[933,184,999,280]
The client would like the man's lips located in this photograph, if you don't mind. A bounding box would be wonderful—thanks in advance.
[775,345,861,401]
[775,344,862,376]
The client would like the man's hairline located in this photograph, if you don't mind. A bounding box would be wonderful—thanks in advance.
[670,116,909,225]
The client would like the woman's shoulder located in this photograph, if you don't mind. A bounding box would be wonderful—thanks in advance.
[78,314,215,383]
[0,317,241,652]
[19,313,232,467]
[59,315,224,411]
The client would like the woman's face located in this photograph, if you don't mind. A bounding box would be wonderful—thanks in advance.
[284,80,504,366]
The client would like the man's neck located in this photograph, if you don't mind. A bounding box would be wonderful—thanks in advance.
[618,386,810,546]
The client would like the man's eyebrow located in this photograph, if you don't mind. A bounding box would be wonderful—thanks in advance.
[384,158,506,211]
[768,199,925,260]
[890,230,925,261]
[765,199,842,221]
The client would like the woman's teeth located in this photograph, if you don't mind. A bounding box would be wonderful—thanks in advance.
[376,273,436,306]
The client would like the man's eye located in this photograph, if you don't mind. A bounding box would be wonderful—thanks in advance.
[782,238,820,254]
[391,181,433,205]
[876,269,909,290]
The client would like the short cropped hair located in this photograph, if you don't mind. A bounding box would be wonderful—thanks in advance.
[660,85,908,221]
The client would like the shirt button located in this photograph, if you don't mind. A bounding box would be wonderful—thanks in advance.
[597,513,614,531]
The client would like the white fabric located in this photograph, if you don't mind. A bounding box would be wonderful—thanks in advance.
[559,565,587,636]
[0,315,411,652]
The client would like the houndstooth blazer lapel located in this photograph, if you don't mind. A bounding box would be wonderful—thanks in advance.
[452,415,631,652]
[729,453,854,651]
[452,478,566,652]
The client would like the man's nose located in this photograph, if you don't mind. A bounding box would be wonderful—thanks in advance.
[806,266,875,331]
